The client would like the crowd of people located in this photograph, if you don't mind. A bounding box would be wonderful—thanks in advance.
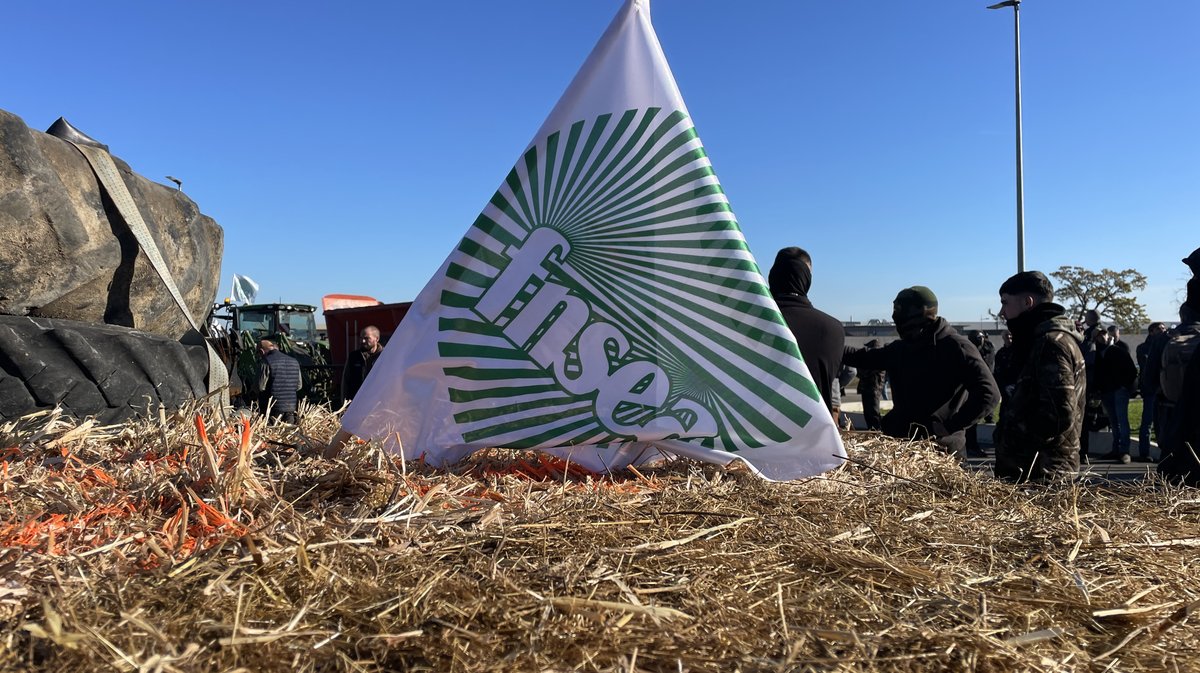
[248,326,385,423]
[769,245,1200,485]
[255,244,1199,487]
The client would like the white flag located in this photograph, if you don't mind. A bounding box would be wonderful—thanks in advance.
[341,0,845,480]
[230,274,259,305]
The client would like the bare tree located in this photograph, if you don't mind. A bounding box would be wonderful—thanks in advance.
[1049,265,1149,330]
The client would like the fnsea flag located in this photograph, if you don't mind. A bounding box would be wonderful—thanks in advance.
[341,0,845,480]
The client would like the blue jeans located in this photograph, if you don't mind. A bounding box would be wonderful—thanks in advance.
[1102,389,1131,456]
[1137,393,1157,458]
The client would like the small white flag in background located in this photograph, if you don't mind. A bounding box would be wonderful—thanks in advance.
[230,274,259,305]
[341,0,845,480]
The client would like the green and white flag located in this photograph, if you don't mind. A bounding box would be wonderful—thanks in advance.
[342,0,845,480]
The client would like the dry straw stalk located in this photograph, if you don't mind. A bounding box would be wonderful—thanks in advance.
[0,404,1196,672]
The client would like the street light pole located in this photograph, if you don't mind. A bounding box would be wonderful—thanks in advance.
[988,0,1025,273]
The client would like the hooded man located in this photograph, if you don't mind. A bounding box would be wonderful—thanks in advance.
[842,286,999,459]
[768,247,845,420]
[992,271,1086,482]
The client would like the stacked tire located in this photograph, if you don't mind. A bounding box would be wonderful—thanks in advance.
[0,316,209,425]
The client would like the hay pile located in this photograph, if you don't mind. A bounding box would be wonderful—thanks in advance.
[0,405,1197,672]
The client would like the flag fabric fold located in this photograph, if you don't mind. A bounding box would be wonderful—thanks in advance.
[341,0,846,480]
[230,274,259,305]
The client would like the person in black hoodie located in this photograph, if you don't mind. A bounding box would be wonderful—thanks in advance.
[843,286,999,459]
[768,247,845,421]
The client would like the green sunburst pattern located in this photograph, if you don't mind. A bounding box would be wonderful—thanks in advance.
[436,108,821,452]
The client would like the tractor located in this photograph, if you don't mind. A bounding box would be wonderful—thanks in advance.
[208,302,333,409]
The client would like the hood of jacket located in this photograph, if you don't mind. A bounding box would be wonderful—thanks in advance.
[899,316,954,344]
[768,254,812,299]
[1007,302,1080,342]
[1033,307,1084,344]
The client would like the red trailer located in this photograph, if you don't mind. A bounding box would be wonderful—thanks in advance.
[322,294,412,402]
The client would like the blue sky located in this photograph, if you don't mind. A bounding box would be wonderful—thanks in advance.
[6,1,1197,324]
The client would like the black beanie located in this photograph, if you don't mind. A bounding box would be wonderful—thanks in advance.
[892,286,938,327]
[999,270,1054,300]
[1182,246,1200,273]
[1185,278,1200,313]
[893,286,937,311]
[1180,249,1200,314]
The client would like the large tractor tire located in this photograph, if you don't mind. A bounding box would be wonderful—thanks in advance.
[0,315,209,425]
[0,108,222,340]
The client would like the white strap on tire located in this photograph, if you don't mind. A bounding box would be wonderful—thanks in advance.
[68,142,230,405]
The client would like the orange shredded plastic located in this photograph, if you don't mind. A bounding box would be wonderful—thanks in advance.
[240,416,253,451]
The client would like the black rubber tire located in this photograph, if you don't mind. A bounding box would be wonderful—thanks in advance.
[0,315,209,424]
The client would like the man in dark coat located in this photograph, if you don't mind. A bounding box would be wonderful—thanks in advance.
[1107,325,1126,349]
[969,331,996,370]
[992,271,1087,482]
[1136,321,1168,460]
[993,330,1017,405]
[1078,310,1107,461]
[842,286,999,459]
[768,247,845,421]
[1094,328,1138,463]
[1080,309,1102,358]
[856,339,886,431]
[255,338,303,424]
[341,325,385,404]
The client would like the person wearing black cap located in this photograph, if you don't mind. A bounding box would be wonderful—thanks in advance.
[768,247,845,421]
[992,271,1086,482]
[842,286,999,459]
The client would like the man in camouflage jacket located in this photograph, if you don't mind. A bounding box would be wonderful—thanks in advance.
[993,271,1087,482]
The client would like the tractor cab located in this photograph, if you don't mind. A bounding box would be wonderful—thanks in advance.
[228,303,319,345]
[207,302,332,406]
